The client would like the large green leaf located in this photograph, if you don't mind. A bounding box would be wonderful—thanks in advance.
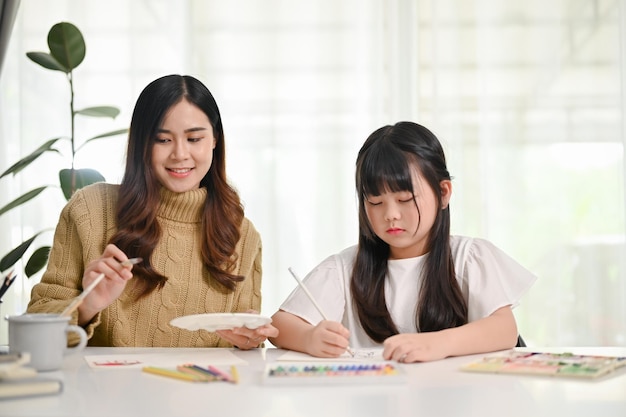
[75,106,120,118]
[0,138,63,178]
[0,187,48,216]
[48,22,85,72]
[25,52,67,72]
[25,246,51,278]
[59,168,105,200]
[0,232,45,272]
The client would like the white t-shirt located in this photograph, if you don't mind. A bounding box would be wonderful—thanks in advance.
[279,235,537,349]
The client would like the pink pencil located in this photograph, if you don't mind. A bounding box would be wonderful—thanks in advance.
[206,365,236,383]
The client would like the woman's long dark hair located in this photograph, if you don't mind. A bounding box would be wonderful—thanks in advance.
[351,121,467,342]
[109,74,244,297]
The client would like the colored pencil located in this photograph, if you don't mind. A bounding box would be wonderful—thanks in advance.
[0,270,16,301]
[207,365,236,383]
[142,366,207,382]
[176,364,218,381]
[230,365,240,384]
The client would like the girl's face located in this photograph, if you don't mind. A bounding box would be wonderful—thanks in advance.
[364,169,451,259]
[151,100,216,193]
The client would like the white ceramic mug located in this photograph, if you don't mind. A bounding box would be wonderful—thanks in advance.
[7,313,88,372]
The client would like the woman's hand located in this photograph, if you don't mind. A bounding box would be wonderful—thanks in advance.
[303,320,350,358]
[77,244,138,326]
[216,310,279,350]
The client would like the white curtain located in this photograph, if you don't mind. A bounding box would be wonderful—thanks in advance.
[1,0,624,348]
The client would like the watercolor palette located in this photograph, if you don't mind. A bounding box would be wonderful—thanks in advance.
[461,351,626,379]
[262,361,406,385]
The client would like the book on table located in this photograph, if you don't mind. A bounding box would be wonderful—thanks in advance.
[0,377,63,399]
[0,352,63,400]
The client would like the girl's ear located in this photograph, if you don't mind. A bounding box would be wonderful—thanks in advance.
[440,180,452,209]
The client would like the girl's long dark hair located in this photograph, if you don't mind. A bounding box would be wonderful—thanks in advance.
[109,74,244,297]
[351,121,467,342]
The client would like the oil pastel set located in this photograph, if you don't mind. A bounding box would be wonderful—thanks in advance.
[461,351,626,379]
[262,361,406,385]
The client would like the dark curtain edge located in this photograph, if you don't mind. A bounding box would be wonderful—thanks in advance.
[0,0,21,77]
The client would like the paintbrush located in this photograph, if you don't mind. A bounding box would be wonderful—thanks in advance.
[288,267,355,357]
[60,257,142,317]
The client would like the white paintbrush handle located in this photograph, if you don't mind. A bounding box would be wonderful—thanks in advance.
[60,258,142,317]
[288,267,328,320]
[287,266,355,357]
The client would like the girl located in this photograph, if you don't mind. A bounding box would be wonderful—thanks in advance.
[28,74,277,348]
[269,121,536,363]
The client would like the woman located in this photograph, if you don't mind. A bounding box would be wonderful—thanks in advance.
[28,74,277,348]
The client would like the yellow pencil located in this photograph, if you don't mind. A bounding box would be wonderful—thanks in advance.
[142,366,206,382]
[230,365,240,384]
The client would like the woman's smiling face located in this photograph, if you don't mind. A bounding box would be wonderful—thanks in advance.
[151,99,216,193]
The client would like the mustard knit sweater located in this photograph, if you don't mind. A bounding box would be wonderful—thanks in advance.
[27,183,263,347]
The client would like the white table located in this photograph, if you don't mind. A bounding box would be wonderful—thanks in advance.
[1,346,625,417]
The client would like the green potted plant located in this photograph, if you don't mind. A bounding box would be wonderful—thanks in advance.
[0,21,127,278]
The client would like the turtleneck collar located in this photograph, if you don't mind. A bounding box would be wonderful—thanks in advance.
[157,187,207,224]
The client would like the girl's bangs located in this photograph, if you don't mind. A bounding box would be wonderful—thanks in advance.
[361,148,414,197]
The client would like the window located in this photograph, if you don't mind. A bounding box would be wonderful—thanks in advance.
[1,0,623,347]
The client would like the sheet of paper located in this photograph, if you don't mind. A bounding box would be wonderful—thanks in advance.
[85,349,247,369]
[277,348,384,362]
[460,351,626,379]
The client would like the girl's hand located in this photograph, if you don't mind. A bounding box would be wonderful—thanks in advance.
[77,244,137,325]
[384,307,518,363]
[304,320,351,358]
[382,332,450,363]
[216,310,279,350]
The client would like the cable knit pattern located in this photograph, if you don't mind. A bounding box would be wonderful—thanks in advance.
[27,182,263,347]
